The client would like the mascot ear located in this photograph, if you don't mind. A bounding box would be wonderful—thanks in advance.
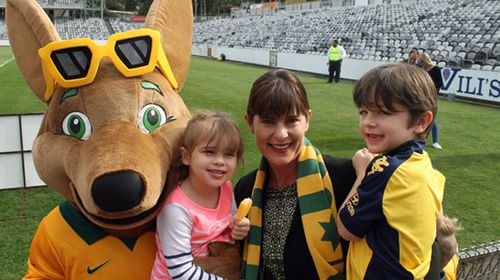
[145,0,193,91]
[6,0,60,102]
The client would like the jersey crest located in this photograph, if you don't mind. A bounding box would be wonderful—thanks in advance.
[367,156,390,176]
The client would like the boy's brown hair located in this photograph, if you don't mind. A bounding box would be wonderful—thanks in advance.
[247,69,310,123]
[437,215,461,269]
[168,110,244,186]
[353,63,437,139]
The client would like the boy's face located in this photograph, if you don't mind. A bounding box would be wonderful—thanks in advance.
[358,100,423,154]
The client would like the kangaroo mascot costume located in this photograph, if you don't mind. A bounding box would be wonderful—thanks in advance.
[7,0,239,278]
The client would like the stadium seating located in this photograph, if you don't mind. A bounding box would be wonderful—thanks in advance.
[191,0,499,70]
[109,18,143,33]
[54,18,109,40]
[492,44,500,58]
[0,17,108,41]
[0,0,498,71]
[471,64,481,70]
[462,59,474,69]
[0,19,6,40]
[482,64,493,71]
[448,56,463,68]
[36,0,85,9]
[0,0,84,8]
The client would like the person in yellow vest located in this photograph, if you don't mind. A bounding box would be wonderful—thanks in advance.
[327,39,346,83]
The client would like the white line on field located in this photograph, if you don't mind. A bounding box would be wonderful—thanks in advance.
[0,57,15,69]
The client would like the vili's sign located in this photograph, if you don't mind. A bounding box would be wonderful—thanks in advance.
[441,68,500,103]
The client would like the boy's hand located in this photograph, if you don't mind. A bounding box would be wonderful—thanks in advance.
[230,217,250,240]
[353,148,374,178]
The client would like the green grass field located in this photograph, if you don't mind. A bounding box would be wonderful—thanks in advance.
[1,47,499,279]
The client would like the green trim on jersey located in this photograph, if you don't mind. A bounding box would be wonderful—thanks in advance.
[60,200,139,251]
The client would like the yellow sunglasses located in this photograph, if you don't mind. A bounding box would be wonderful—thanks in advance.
[38,28,178,101]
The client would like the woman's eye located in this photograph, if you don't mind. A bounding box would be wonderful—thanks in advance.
[138,104,169,133]
[62,112,92,140]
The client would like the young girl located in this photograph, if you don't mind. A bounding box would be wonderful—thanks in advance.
[151,110,250,280]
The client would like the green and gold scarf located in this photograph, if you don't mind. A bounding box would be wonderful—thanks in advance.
[242,138,345,280]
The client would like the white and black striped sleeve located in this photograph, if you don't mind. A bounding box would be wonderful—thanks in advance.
[157,203,225,280]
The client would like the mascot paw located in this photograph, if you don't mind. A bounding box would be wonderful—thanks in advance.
[193,242,241,280]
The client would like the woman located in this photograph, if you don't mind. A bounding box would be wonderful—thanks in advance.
[419,53,444,150]
[234,69,356,279]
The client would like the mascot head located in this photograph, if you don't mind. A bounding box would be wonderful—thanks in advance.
[6,0,193,236]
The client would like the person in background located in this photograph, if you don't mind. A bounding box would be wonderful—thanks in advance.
[152,110,250,280]
[419,53,444,149]
[337,63,445,279]
[235,69,357,279]
[404,49,419,65]
[327,39,347,83]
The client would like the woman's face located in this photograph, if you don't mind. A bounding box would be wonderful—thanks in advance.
[246,110,311,169]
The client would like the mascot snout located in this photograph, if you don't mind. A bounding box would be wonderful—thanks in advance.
[92,171,145,212]
[71,120,168,221]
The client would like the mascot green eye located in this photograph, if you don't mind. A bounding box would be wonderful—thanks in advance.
[62,112,92,140]
[138,104,167,133]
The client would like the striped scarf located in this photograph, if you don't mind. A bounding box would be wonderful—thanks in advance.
[242,138,345,280]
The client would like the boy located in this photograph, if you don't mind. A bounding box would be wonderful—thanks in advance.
[336,63,445,279]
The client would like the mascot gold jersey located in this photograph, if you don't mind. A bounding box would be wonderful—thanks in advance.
[6,0,194,278]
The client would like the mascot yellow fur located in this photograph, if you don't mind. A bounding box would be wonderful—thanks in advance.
[6,0,239,278]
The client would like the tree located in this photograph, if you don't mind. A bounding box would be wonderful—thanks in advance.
[134,0,240,17]
[208,0,240,15]
[106,0,124,10]
[124,0,137,11]
[137,0,153,15]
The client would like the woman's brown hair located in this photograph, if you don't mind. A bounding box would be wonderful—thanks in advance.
[247,69,310,123]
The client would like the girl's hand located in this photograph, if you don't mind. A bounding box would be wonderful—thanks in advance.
[229,217,250,240]
[353,148,374,178]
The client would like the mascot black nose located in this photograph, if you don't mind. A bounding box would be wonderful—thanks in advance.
[92,172,145,212]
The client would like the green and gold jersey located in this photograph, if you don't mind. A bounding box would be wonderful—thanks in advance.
[339,140,445,279]
[24,201,156,280]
